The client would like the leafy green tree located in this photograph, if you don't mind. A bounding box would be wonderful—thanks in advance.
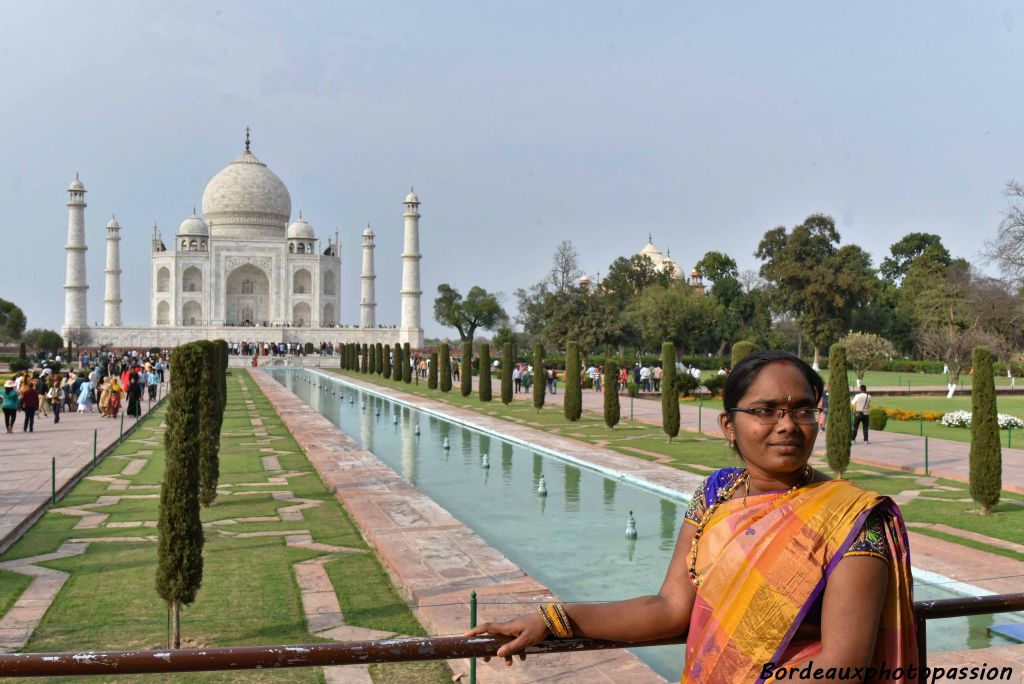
[402,343,412,383]
[492,326,516,350]
[156,342,205,649]
[731,341,756,368]
[603,359,620,428]
[196,342,222,508]
[479,343,492,401]
[601,254,673,304]
[434,284,507,345]
[439,342,452,393]
[392,341,403,381]
[23,329,63,355]
[428,351,439,389]
[662,342,680,441]
[695,251,739,284]
[460,343,472,396]
[626,282,722,356]
[501,343,513,405]
[564,341,582,421]
[532,343,545,412]
[880,233,950,285]
[756,214,875,367]
[825,344,852,479]
[0,299,26,342]
[382,344,391,378]
[838,332,896,384]
[969,346,1001,514]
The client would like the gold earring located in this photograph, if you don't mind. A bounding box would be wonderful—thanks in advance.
[729,436,735,448]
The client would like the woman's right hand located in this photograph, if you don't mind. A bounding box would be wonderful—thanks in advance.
[464,612,550,665]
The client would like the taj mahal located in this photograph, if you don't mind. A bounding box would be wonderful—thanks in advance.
[61,131,424,349]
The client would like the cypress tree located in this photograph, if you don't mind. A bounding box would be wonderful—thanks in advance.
[826,344,852,478]
[212,339,228,411]
[392,341,403,381]
[564,341,582,421]
[439,342,452,393]
[367,342,377,374]
[970,346,1002,514]
[375,343,384,375]
[532,343,545,413]
[403,342,412,383]
[461,342,472,397]
[382,344,391,378]
[342,343,349,370]
[345,343,352,370]
[501,343,513,405]
[197,341,222,508]
[479,343,492,401]
[156,342,205,649]
[428,351,439,389]
[348,343,355,371]
[731,341,756,369]
[603,358,620,428]
[662,342,680,441]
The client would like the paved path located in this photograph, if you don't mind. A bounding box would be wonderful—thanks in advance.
[502,383,1024,494]
[0,394,164,554]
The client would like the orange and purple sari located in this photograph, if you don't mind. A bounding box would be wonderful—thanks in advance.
[682,468,917,683]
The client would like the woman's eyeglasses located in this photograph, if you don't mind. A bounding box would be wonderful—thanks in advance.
[729,407,821,424]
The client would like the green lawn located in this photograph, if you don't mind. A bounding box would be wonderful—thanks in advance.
[0,370,450,684]
[332,368,1024,564]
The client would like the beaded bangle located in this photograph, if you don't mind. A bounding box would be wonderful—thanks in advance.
[537,603,574,639]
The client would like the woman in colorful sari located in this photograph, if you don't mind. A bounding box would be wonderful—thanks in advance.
[98,379,112,417]
[468,350,917,682]
[108,378,122,418]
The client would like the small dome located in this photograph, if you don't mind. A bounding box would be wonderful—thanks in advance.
[178,211,209,236]
[362,225,375,238]
[106,216,121,229]
[578,275,591,286]
[405,191,420,204]
[68,176,85,192]
[691,268,700,277]
[287,215,315,239]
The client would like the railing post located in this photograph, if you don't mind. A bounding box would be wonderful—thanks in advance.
[92,429,97,469]
[919,417,923,437]
[924,436,929,475]
[1009,426,1013,449]
[469,591,477,684]
[120,414,124,441]
[916,611,928,684]
[698,394,703,432]
[51,457,56,506]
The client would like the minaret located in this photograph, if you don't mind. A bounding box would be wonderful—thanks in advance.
[62,174,88,335]
[103,216,123,327]
[400,190,423,347]
[360,225,376,328]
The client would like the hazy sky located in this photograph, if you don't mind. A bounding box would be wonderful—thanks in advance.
[3,2,1021,340]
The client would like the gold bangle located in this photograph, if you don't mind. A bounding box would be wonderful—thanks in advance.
[538,604,573,639]
[536,605,557,636]
[552,603,574,639]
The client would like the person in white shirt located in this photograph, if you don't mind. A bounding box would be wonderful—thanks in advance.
[851,385,871,444]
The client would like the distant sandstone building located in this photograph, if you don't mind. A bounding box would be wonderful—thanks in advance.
[62,131,424,349]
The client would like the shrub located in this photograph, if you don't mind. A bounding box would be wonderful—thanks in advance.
[662,342,680,441]
[428,351,439,390]
[9,358,31,372]
[970,347,1001,514]
[303,342,314,355]
[501,344,513,405]
[731,341,756,368]
[438,343,452,393]
[532,344,545,412]
[627,382,639,398]
[868,407,888,432]
[564,341,582,421]
[479,343,492,402]
[582,375,594,390]
[825,344,851,479]
[702,374,725,398]
[603,359,620,428]
[675,371,700,397]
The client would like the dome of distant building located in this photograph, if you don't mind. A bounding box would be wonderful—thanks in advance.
[637,238,683,279]
[106,216,121,229]
[69,176,85,192]
[287,214,315,239]
[202,146,291,239]
[405,191,419,203]
[362,226,375,238]
[578,274,591,287]
[177,211,209,236]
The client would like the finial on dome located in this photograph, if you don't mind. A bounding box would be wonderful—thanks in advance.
[245,126,251,152]
[299,210,303,219]
[649,232,653,244]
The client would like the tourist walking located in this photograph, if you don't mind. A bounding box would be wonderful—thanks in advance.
[48,380,62,424]
[147,367,159,401]
[2,380,19,433]
[126,374,142,418]
[77,378,95,413]
[851,384,871,444]
[513,365,522,394]
[20,381,39,433]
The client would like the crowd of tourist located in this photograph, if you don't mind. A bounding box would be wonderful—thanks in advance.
[2,353,166,434]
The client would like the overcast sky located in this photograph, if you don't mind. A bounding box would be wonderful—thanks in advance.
[3,2,1021,340]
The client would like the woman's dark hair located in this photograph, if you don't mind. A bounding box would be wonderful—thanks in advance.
[722,350,824,412]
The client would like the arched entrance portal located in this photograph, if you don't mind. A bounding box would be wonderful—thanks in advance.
[225,264,271,325]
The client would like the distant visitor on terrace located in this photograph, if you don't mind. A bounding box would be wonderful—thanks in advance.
[468,350,918,682]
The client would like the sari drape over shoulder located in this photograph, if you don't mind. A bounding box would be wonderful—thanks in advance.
[682,471,917,683]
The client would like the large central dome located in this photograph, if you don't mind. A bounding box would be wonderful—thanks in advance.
[201,146,291,240]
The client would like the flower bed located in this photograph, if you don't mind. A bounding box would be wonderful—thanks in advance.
[939,410,1024,429]
[883,408,945,422]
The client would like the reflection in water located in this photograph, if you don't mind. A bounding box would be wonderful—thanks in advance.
[603,478,616,510]
[501,443,513,485]
[626,536,637,562]
[360,398,374,453]
[401,419,416,484]
[533,454,543,486]
[660,500,678,551]
[564,465,581,512]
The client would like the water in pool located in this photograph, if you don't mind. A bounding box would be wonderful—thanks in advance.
[272,369,1023,680]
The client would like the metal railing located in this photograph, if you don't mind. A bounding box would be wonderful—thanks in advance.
[0,593,1020,680]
